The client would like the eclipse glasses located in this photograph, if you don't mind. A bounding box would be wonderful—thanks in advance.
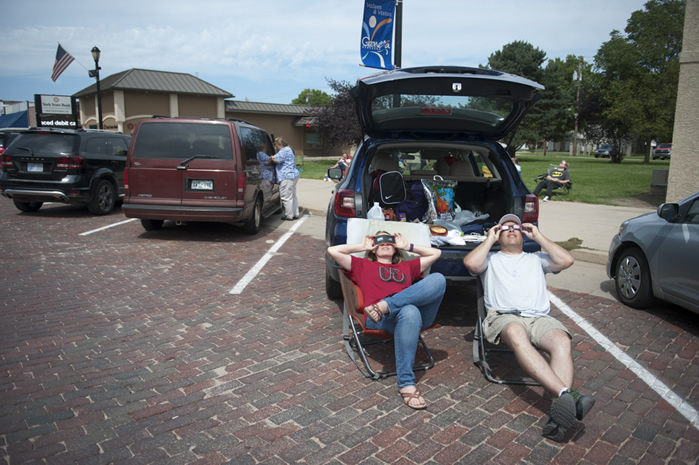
[374,234,396,245]
[499,224,523,232]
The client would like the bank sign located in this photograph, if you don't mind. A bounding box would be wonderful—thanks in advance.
[36,94,75,115]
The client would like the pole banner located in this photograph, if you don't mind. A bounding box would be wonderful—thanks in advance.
[360,1,395,70]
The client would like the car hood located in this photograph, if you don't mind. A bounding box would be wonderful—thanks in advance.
[351,66,544,140]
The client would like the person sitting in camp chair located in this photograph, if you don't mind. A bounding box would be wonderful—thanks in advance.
[463,214,595,441]
[327,232,445,409]
[533,160,571,202]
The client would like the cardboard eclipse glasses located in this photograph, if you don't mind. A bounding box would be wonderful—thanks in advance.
[499,224,523,232]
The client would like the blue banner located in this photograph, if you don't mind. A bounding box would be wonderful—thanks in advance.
[360,1,395,70]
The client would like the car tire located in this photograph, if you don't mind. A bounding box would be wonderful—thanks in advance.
[13,200,43,212]
[326,269,343,300]
[242,197,262,235]
[141,219,164,231]
[614,247,655,308]
[88,179,116,215]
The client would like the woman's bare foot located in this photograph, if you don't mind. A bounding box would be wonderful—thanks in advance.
[400,386,426,409]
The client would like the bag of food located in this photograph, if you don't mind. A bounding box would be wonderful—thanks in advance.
[421,176,457,221]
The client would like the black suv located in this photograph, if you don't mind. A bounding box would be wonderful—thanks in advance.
[0,128,131,215]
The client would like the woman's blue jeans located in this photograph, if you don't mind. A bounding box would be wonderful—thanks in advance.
[366,272,446,388]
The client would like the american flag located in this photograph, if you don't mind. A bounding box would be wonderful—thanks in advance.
[51,44,75,82]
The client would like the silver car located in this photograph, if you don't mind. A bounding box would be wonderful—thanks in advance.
[607,192,699,314]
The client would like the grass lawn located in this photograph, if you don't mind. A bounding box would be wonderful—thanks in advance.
[299,152,670,207]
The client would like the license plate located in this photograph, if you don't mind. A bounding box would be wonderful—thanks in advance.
[191,180,213,191]
[27,163,43,172]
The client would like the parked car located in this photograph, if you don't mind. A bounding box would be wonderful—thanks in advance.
[0,127,131,214]
[594,144,615,158]
[324,66,543,299]
[122,117,281,234]
[606,192,699,314]
[652,143,672,160]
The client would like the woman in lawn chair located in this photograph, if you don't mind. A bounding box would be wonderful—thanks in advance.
[328,232,445,409]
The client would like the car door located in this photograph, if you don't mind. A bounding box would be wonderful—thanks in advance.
[654,197,699,309]
[239,126,280,213]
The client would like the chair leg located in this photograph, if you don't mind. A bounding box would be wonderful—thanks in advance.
[343,305,435,380]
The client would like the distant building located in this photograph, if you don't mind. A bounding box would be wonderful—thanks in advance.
[73,68,345,157]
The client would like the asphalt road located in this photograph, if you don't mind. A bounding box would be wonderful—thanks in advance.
[1,201,698,464]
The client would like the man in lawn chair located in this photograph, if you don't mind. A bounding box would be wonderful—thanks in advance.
[463,214,595,442]
[328,231,445,409]
[533,160,571,202]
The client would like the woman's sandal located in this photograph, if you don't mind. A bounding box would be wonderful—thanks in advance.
[400,390,427,410]
[365,303,383,323]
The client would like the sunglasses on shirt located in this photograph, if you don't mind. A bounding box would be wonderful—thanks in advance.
[499,224,522,232]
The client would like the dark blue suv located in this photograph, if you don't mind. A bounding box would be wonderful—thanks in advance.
[324,66,544,299]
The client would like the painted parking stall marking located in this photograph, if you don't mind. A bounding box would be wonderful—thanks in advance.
[79,218,138,236]
[229,214,310,295]
[548,291,699,430]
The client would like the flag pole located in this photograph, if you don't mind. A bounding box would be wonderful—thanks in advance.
[394,0,402,69]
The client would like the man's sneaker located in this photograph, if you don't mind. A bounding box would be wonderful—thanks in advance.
[550,391,577,428]
[542,417,566,442]
[566,389,596,420]
[543,196,550,202]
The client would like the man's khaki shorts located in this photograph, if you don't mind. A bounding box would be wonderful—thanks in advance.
[483,308,570,347]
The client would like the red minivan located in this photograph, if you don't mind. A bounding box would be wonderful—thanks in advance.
[123,117,280,234]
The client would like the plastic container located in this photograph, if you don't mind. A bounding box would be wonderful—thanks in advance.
[367,202,385,221]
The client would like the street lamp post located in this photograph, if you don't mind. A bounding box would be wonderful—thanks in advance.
[89,46,103,129]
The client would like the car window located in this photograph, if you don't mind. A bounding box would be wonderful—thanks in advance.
[107,137,129,156]
[239,127,272,163]
[86,137,107,154]
[132,123,232,160]
[9,133,77,155]
[685,199,699,224]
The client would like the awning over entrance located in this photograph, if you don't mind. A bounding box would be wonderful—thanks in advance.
[0,111,29,129]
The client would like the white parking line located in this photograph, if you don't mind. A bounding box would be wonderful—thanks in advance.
[79,218,138,236]
[548,291,699,430]
[229,214,309,295]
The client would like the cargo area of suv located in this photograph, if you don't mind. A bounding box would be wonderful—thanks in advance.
[122,117,281,234]
[0,128,130,215]
[324,66,544,299]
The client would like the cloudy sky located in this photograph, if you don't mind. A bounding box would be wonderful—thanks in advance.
[1,0,648,105]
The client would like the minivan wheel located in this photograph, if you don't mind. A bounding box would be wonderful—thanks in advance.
[141,219,164,231]
[242,198,262,234]
[88,179,116,215]
[13,200,43,212]
[614,247,655,308]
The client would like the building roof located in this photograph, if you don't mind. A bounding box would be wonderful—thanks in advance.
[225,100,311,116]
[73,69,233,98]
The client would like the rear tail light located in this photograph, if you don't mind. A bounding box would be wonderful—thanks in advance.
[56,155,86,170]
[1,153,12,170]
[237,172,245,198]
[522,194,539,224]
[333,188,356,217]
[124,166,130,190]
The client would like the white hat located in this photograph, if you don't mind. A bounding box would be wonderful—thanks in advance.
[498,214,521,225]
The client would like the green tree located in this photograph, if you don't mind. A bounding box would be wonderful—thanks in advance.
[292,89,332,106]
[594,0,685,163]
[486,41,548,151]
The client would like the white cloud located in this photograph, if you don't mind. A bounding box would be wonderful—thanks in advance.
[1,0,647,103]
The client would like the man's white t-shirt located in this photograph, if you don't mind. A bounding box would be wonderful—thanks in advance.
[480,251,554,317]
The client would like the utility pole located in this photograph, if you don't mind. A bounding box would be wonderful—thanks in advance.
[572,57,582,157]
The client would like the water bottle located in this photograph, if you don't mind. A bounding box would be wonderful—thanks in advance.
[367,202,385,221]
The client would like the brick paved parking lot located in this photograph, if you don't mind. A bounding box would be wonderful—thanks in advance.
[1,201,698,464]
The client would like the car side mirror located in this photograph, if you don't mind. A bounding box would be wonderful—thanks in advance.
[658,202,679,222]
[328,167,344,180]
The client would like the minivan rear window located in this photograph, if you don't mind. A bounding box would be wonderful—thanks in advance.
[370,94,514,133]
[132,122,233,160]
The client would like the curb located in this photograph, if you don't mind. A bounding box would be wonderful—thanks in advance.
[571,248,608,266]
